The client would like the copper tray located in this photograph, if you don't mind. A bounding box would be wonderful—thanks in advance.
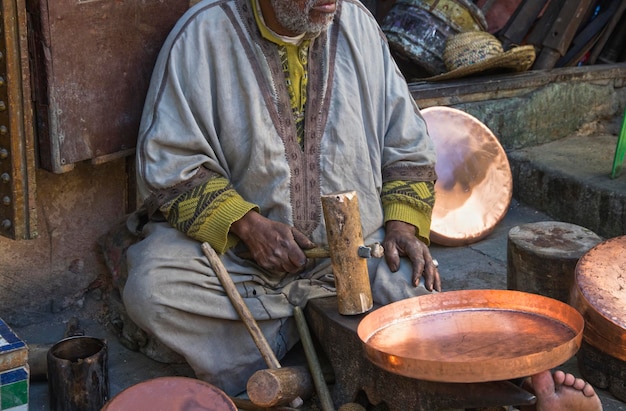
[421,106,512,246]
[101,376,236,411]
[571,235,626,361]
[357,290,584,383]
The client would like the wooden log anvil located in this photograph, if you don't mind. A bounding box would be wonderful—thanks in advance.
[304,297,538,410]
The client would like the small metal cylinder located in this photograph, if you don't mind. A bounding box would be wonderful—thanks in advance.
[47,336,109,411]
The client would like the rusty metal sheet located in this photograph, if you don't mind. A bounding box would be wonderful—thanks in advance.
[357,289,584,383]
[421,106,512,246]
[571,235,626,361]
[0,0,38,240]
[28,0,190,173]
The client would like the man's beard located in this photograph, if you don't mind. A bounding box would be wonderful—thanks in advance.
[269,0,335,35]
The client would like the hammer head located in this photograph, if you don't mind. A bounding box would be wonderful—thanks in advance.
[358,243,384,259]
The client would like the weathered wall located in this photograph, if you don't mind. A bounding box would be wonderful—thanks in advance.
[0,159,128,324]
[411,64,626,150]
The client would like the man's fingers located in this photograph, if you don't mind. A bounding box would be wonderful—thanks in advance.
[383,243,401,272]
[291,227,316,250]
[286,248,307,270]
[424,266,442,292]
[411,258,425,287]
[422,258,441,292]
[410,252,442,292]
[425,258,442,292]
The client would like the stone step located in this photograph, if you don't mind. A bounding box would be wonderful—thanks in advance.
[508,131,626,239]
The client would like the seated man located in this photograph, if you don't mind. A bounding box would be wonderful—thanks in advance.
[124,0,440,396]
[122,1,606,407]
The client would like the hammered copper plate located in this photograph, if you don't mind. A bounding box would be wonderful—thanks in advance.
[421,107,512,246]
[101,376,236,411]
[571,235,626,361]
[357,289,583,383]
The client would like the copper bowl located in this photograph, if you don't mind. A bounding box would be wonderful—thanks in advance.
[357,289,584,383]
[422,106,512,246]
[101,376,236,411]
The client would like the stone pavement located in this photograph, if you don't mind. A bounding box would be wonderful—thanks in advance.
[11,196,625,410]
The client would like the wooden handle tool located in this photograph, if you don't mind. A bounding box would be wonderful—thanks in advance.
[201,242,303,408]
[236,243,384,260]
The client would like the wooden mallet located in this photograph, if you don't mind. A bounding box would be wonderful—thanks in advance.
[201,242,304,408]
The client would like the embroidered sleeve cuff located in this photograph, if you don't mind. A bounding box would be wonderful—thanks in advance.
[383,202,431,245]
[195,193,259,253]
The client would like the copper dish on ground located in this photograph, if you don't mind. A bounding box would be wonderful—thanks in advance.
[421,106,512,246]
[101,376,236,411]
[357,289,584,383]
[571,235,626,361]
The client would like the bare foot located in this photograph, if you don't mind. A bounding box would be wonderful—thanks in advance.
[521,370,603,411]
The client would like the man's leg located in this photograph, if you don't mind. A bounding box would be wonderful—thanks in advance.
[122,222,302,395]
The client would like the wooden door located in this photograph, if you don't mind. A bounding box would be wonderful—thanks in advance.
[27,0,190,173]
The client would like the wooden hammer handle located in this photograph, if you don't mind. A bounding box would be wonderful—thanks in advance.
[201,242,281,369]
[236,246,330,260]
[202,243,304,408]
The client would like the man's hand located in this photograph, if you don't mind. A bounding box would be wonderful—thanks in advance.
[382,220,441,292]
[231,211,315,275]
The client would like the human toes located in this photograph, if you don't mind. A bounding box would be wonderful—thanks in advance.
[561,372,577,387]
[571,377,588,391]
[582,382,598,398]
[558,372,587,392]
[530,370,556,397]
[556,371,598,399]
[553,370,567,385]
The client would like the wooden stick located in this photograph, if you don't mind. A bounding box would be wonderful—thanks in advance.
[294,306,336,411]
[201,242,303,408]
[237,246,332,260]
[321,191,373,315]
[237,243,383,260]
[202,242,280,368]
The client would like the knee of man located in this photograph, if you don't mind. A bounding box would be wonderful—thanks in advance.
[121,269,161,328]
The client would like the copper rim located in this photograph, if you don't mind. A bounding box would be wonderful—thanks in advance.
[422,106,512,246]
[357,289,583,383]
[572,235,626,361]
[101,376,236,411]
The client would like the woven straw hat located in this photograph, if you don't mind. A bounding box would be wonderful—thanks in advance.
[425,31,536,81]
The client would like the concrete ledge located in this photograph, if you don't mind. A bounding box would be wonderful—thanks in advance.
[411,63,626,150]
[508,133,626,239]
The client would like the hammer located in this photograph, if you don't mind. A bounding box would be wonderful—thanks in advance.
[201,242,304,408]
[237,191,377,315]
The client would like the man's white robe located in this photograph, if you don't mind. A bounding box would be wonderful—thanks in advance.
[124,0,437,395]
